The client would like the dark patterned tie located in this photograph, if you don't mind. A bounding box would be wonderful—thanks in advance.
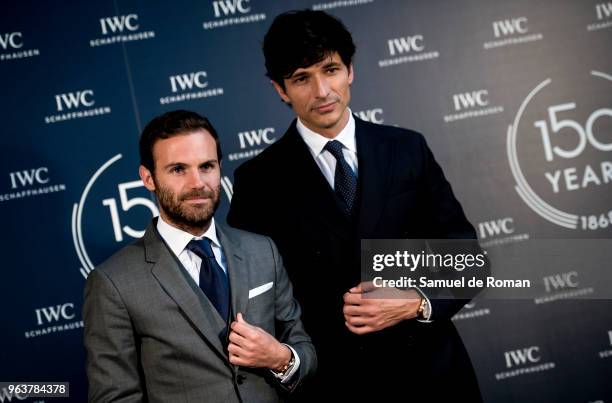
[324,140,358,216]
[186,238,229,320]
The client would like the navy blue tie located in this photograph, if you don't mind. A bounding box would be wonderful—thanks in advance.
[324,140,357,215]
[186,238,229,321]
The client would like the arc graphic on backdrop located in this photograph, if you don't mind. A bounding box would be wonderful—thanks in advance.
[507,70,612,231]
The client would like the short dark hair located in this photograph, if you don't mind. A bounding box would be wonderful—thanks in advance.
[263,10,356,87]
[139,110,222,172]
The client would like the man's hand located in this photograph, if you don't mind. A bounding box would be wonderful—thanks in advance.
[343,282,422,335]
[228,313,292,370]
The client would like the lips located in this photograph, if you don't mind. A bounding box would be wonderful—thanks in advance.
[313,101,337,113]
[181,191,212,204]
[184,198,209,204]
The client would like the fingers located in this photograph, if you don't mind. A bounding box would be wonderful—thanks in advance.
[229,355,245,365]
[349,283,362,293]
[349,281,376,294]
[231,313,250,332]
[343,291,362,305]
[230,313,255,337]
[344,285,389,304]
[343,301,378,332]
[228,341,241,356]
[359,281,376,293]
[343,292,375,326]
[345,321,373,335]
[228,339,255,366]
[228,328,248,347]
[228,346,248,366]
[345,314,372,327]
[228,340,242,365]
[227,322,275,368]
[343,303,373,317]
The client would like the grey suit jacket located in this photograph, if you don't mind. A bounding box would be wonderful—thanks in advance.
[83,219,316,403]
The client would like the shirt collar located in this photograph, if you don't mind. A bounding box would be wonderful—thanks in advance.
[156,215,220,257]
[296,109,356,157]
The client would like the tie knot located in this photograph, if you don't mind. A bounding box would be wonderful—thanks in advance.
[186,238,215,259]
[324,140,345,160]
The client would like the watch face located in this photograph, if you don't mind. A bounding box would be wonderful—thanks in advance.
[417,299,426,317]
[417,299,430,319]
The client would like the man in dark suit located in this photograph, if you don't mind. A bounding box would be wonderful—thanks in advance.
[83,110,316,402]
[227,10,482,401]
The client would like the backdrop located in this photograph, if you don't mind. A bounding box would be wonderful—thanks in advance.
[1,0,611,401]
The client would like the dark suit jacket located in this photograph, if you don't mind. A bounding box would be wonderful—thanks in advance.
[83,220,316,403]
[227,116,482,401]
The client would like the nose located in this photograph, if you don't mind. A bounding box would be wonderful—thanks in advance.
[312,74,330,98]
[187,169,205,188]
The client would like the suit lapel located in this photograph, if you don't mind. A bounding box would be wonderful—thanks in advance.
[216,223,249,320]
[145,223,228,361]
[355,117,393,237]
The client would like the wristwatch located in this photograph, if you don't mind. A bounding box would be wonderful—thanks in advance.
[272,353,295,379]
[417,297,431,319]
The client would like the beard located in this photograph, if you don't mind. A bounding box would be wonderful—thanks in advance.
[155,181,221,232]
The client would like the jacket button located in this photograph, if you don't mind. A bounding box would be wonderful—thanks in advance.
[405,334,414,346]
[236,374,246,385]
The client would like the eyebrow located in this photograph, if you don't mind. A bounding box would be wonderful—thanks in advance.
[289,71,309,80]
[289,60,342,78]
[322,61,341,69]
[200,159,219,166]
[162,159,218,169]
[163,162,186,170]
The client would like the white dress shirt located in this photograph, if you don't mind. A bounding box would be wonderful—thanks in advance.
[156,215,227,285]
[296,111,359,187]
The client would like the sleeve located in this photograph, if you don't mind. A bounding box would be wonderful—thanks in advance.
[267,236,317,393]
[417,134,489,321]
[83,269,144,403]
[269,343,301,383]
[418,133,477,240]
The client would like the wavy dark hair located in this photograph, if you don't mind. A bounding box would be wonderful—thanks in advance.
[263,9,356,88]
[139,110,222,172]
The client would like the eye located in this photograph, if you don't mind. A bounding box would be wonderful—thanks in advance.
[170,165,184,174]
[326,67,339,74]
[200,162,215,171]
[293,75,308,84]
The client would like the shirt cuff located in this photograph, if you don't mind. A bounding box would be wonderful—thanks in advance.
[270,344,300,383]
[413,286,433,323]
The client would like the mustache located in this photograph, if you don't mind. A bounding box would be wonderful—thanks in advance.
[180,189,216,201]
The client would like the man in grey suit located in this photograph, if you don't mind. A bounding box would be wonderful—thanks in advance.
[83,110,316,402]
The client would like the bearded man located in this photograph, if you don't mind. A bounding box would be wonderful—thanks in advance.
[83,110,316,403]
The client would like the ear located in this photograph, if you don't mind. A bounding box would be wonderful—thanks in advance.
[271,80,291,103]
[348,63,354,85]
[139,165,156,191]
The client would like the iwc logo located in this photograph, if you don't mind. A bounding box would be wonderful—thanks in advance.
[507,71,612,231]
